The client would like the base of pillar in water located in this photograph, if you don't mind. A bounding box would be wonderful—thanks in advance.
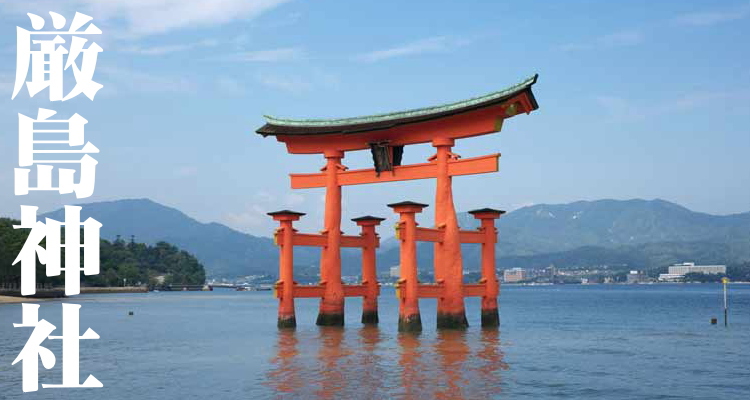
[316,312,344,326]
[436,312,469,329]
[398,314,422,332]
[277,316,296,329]
[361,310,379,324]
[481,309,500,328]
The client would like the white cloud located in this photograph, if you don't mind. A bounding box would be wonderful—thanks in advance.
[254,190,276,203]
[216,76,245,96]
[598,30,644,47]
[255,72,311,94]
[594,95,645,121]
[0,0,293,36]
[256,11,302,28]
[98,65,196,94]
[356,36,470,63]
[0,72,15,93]
[560,3,749,52]
[231,47,303,62]
[253,67,340,95]
[673,2,750,26]
[223,204,269,230]
[119,39,218,55]
[174,166,198,177]
[284,193,305,207]
[595,91,749,121]
[559,29,644,52]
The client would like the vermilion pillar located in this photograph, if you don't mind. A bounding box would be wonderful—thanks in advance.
[389,201,427,332]
[469,208,505,328]
[352,216,385,324]
[432,138,468,329]
[317,150,346,326]
[268,210,306,329]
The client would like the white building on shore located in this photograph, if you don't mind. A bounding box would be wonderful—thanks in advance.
[658,262,726,281]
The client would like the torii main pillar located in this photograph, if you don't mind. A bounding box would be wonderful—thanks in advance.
[432,137,468,328]
[317,150,346,326]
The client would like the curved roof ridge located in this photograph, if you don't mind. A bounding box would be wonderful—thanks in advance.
[263,74,537,128]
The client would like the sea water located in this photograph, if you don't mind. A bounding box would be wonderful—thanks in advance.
[1,284,748,399]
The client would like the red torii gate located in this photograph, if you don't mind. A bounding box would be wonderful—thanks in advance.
[258,74,539,331]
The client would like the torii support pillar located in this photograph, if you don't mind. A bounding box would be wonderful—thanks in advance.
[352,216,385,324]
[432,137,469,329]
[469,208,505,328]
[389,201,427,333]
[268,210,306,329]
[317,150,346,326]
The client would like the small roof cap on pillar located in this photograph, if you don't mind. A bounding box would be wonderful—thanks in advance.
[468,208,506,218]
[267,210,306,216]
[351,215,386,222]
[387,201,429,208]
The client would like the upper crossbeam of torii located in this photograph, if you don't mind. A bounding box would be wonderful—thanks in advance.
[257,74,539,331]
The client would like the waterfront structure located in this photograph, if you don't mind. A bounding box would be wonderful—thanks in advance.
[627,270,648,284]
[503,268,526,283]
[658,262,726,281]
[658,274,684,282]
[389,266,400,278]
[258,75,539,330]
[668,262,726,275]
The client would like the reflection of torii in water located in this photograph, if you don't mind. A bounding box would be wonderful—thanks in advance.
[258,74,540,330]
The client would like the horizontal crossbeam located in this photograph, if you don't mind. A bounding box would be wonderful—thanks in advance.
[410,227,487,244]
[287,233,374,248]
[458,230,485,244]
[395,282,488,299]
[275,283,378,298]
[290,153,499,189]
[415,227,442,242]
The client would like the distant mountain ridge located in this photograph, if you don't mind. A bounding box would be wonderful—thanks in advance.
[41,198,750,277]
[461,199,750,256]
[42,199,304,278]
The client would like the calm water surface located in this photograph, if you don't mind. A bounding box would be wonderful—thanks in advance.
[1,284,749,399]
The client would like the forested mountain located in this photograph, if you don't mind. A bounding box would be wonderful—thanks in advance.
[373,199,750,272]
[459,199,750,256]
[0,218,205,287]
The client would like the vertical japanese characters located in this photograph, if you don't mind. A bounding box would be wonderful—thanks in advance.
[10,11,104,393]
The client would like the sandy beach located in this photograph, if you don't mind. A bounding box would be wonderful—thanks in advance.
[0,295,45,304]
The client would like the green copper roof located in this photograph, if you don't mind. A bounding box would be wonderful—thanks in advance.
[263,74,537,128]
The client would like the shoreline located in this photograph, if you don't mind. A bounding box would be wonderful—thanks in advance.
[0,286,149,304]
[0,295,49,304]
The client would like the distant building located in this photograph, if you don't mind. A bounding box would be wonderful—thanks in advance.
[503,268,526,283]
[627,270,648,284]
[668,262,726,275]
[389,266,400,278]
[658,262,726,281]
[658,274,684,282]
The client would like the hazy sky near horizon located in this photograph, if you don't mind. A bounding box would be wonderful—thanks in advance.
[0,0,748,237]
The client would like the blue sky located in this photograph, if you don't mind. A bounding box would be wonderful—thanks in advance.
[0,0,748,237]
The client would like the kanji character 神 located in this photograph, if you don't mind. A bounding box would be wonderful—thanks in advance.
[13,205,101,296]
